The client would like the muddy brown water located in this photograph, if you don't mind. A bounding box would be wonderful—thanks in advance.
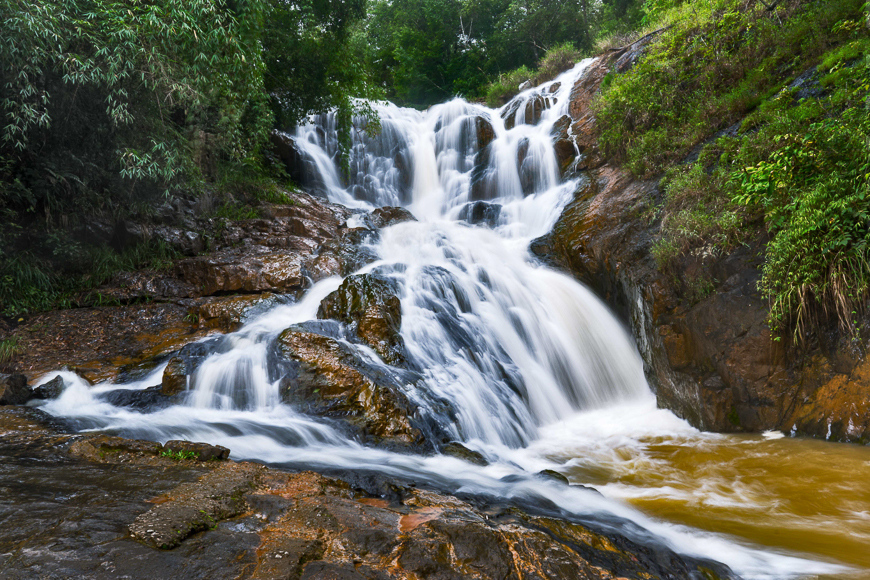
[557,433,870,578]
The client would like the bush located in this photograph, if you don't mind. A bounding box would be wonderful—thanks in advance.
[623,5,870,340]
[484,43,583,107]
[485,66,536,107]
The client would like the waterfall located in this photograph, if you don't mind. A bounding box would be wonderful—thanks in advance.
[35,58,848,579]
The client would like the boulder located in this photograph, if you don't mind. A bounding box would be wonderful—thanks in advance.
[501,99,522,131]
[161,356,188,396]
[523,95,546,125]
[32,375,64,400]
[277,328,424,448]
[101,385,175,411]
[0,373,30,405]
[475,116,495,150]
[457,201,502,228]
[163,440,230,462]
[191,294,279,332]
[441,442,488,466]
[366,206,417,229]
[269,130,307,186]
[317,274,406,366]
[310,228,380,278]
[175,249,307,297]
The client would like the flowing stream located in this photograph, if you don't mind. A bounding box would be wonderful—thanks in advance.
[36,60,870,579]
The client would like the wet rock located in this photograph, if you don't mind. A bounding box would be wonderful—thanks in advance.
[457,201,502,228]
[192,293,281,332]
[441,442,488,466]
[501,99,523,131]
[32,375,64,400]
[151,226,206,256]
[311,227,380,278]
[163,440,230,462]
[469,143,496,201]
[0,373,30,405]
[475,116,495,150]
[0,410,730,580]
[366,206,417,229]
[175,249,307,296]
[101,385,175,411]
[8,303,216,383]
[317,274,406,366]
[536,469,570,485]
[524,95,546,125]
[269,130,308,187]
[160,338,224,397]
[554,138,578,174]
[518,79,533,91]
[130,462,263,549]
[69,435,165,464]
[549,82,562,93]
[161,357,188,396]
[277,328,424,447]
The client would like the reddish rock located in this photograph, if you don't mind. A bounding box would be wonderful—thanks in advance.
[277,328,423,447]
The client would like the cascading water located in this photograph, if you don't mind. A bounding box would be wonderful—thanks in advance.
[35,60,865,579]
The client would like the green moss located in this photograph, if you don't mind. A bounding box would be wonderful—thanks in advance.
[727,407,741,427]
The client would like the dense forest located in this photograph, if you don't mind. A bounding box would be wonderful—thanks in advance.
[0,0,868,343]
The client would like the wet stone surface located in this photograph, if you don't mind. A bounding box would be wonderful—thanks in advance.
[0,407,731,580]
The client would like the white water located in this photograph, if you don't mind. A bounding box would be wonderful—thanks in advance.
[35,60,853,579]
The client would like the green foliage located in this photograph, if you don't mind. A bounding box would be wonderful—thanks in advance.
[594,0,864,178]
[0,337,20,365]
[485,43,583,106]
[0,235,180,317]
[367,0,643,106]
[161,449,199,461]
[485,66,536,107]
[213,203,261,221]
[618,2,870,340]
[0,0,272,220]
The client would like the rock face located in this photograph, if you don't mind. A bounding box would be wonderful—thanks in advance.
[317,273,406,366]
[543,37,870,442]
[276,327,425,448]
[32,375,64,400]
[0,189,369,384]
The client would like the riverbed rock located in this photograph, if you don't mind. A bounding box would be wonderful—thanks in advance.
[0,406,732,580]
[366,206,417,229]
[441,442,488,466]
[317,273,406,366]
[32,375,64,400]
[3,303,212,383]
[0,373,30,405]
[163,440,231,462]
[162,356,188,396]
[458,201,502,227]
[277,328,423,448]
[130,461,262,549]
[475,116,495,150]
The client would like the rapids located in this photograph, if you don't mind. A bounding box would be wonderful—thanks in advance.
[34,60,869,579]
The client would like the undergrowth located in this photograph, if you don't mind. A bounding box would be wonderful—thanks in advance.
[599,0,869,342]
[485,43,583,106]
[0,236,180,318]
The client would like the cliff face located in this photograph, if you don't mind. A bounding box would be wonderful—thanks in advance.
[539,45,870,443]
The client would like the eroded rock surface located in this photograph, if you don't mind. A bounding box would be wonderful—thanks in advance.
[276,327,425,448]
[317,273,406,366]
[544,36,870,442]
